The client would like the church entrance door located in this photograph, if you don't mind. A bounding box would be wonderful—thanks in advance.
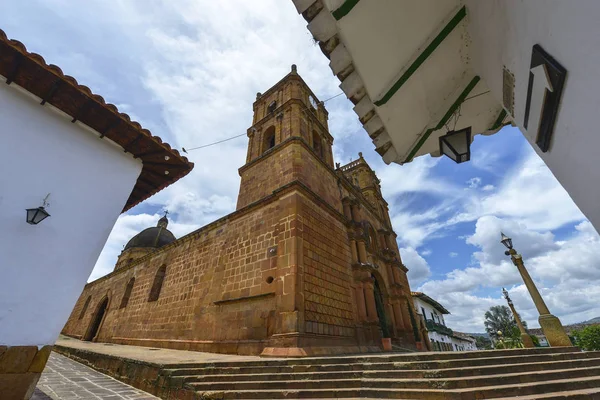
[372,276,390,338]
[84,297,108,341]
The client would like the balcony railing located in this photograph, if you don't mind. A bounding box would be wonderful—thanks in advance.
[426,319,453,336]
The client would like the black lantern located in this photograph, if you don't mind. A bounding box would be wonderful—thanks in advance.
[439,127,471,163]
[26,194,51,225]
[500,232,513,250]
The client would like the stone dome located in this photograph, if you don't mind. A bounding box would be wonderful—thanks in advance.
[123,215,176,251]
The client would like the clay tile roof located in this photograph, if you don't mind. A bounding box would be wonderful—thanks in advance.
[0,29,194,212]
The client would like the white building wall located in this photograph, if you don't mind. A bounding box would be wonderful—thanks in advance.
[451,336,477,351]
[466,0,600,230]
[0,81,142,347]
[413,297,446,326]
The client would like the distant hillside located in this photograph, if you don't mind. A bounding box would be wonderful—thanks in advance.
[466,318,600,338]
[582,317,600,325]
[466,332,489,338]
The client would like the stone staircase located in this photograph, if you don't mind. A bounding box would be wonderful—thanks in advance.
[159,347,600,399]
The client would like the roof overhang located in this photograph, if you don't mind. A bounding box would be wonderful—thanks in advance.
[0,29,194,212]
[411,291,450,314]
[292,0,507,164]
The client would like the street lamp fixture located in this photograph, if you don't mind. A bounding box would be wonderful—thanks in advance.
[439,127,471,164]
[500,233,571,347]
[500,232,513,251]
[502,287,510,302]
[26,194,51,225]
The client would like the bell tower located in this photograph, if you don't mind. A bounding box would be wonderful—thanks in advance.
[236,65,335,210]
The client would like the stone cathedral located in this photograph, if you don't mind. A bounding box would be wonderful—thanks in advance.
[62,66,425,356]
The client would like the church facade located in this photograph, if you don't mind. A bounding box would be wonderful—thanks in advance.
[62,66,424,356]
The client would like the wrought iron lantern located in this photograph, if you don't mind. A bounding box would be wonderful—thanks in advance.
[26,194,51,225]
[502,287,512,303]
[500,232,513,250]
[439,127,471,163]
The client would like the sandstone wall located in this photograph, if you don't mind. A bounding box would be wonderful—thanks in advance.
[63,198,283,355]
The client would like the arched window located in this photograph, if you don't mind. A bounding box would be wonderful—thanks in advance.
[262,126,276,153]
[79,296,91,320]
[312,130,323,159]
[148,265,166,302]
[120,277,135,309]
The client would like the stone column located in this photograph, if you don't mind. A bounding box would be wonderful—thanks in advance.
[400,300,412,331]
[351,204,360,221]
[387,264,397,285]
[378,232,387,250]
[386,302,398,337]
[343,203,352,220]
[510,250,571,347]
[350,239,359,264]
[392,302,404,331]
[385,233,394,250]
[392,266,402,285]
[363,281,378,322]
[357,241,368,264]
[506,299,534,348]
[354,282,367,322]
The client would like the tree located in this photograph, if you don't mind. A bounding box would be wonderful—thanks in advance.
[484,305,528,342]
[530,334,540,347]
[475,335,492,350]
[572,325,600,351]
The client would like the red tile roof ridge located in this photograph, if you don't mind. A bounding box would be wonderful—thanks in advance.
[0,28,194,211]
[0,29,191,166]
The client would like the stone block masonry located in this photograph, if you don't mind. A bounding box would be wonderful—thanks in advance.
[0,345,52,399]
[61,66,420,357]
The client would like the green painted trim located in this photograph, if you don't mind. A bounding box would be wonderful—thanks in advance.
[332,0,360,20]
[374,6,467,107]
[403,76,480,163]
[490,109,508,130]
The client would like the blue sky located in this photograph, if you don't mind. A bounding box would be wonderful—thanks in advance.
[4,0,599,332]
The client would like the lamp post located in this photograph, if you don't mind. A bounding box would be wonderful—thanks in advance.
[500,233,571,347]
[502,287,534,348]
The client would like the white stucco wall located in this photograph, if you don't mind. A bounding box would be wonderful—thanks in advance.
[466,0,600,230]
[451,336,477,351]
[0,81,142,347]
[413,297,447,326]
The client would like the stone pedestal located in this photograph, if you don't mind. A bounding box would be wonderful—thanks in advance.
[539,314,572,347]
[0,345,52,400]
[521,332,535,348]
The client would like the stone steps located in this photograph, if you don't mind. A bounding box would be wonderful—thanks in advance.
[180,357,600,383]
[165,349,600,377]
[191,375,600,399]
[166,346,579,370]
[187,365,600,391]
[169,348,600,399]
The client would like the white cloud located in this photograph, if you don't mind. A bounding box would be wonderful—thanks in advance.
[449,252,459,258]
[467,177,481,189]
[8,1,600,335]
[401,247,432,286]
[419,217,600,332]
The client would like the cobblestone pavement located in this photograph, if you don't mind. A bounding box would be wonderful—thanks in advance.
[31,353,158,400]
